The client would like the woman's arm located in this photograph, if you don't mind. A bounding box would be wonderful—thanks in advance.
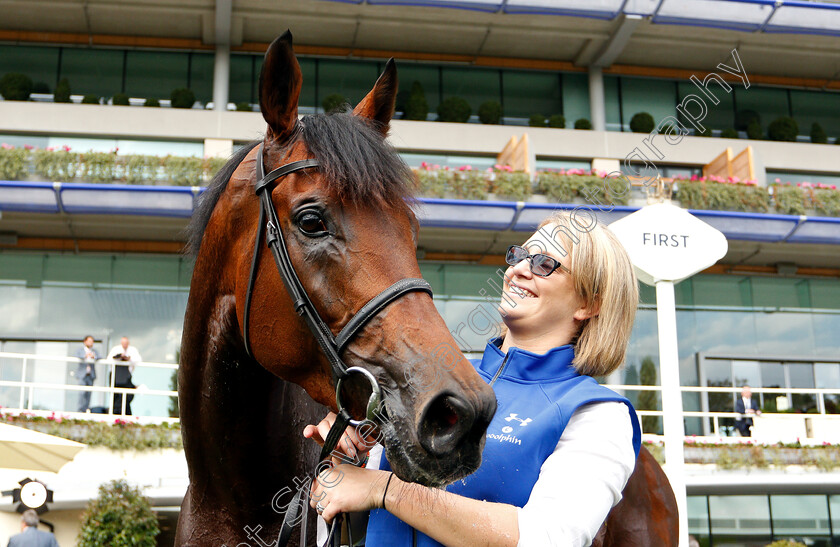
[311,465,519,547]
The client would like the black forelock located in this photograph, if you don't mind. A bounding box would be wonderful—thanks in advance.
[184,112,414,256]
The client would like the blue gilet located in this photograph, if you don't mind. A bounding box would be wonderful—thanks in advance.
[365,339,641,547]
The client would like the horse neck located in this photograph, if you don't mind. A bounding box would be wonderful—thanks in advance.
[179,288,326,530]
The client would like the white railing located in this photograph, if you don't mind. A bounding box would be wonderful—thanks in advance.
[0,351,178,421]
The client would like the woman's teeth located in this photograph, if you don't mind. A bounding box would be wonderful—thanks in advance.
[510,287,537,298]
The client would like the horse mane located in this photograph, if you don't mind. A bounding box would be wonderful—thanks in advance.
[185,112,415,256]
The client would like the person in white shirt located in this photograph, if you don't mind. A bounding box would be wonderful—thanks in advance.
[303,211,642,547]
[107,336,142,415]
[735,384,761,437]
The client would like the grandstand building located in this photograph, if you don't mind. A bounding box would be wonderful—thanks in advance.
[1,0,840,545]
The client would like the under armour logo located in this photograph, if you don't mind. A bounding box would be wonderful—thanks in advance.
[504,413,532,426]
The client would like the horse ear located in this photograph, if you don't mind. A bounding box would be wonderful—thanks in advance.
[259,30,301,141]
[353,58,398,134]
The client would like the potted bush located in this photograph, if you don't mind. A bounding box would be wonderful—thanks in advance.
[767,117,799,142]
[235,102,252,112]
[404,81,429,121]
[720,128,739,139]
[574,118,592,130]
[629,112,655,133]
[321,93,347,113]
[54,78,72,103]
[528,114,546,127]
[144,97,160,107]
[735,109,760,132]
[746,119,763,140]
[0,73,33,101]
[437,97,471,123]
[811,122,828,144]
[81,94,100,105]
[111,93,130,106]
[547,114,565,128]
[77,479,159,547]
[170,88,196,109]
[478,100,502,124]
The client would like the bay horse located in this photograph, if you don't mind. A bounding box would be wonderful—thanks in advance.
[176,31,496,545]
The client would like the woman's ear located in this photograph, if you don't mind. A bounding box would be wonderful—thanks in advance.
[573,299,600,322]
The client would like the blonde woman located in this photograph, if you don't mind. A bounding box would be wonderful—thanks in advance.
[306,211,641,547]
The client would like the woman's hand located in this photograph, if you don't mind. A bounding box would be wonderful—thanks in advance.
[303,412,377,467]
[309,464,391,524]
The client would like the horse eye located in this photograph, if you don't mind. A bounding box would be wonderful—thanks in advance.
[297,211,329,236]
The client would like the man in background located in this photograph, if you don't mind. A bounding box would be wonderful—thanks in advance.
[7,509,59,547]
[107,336,142,415]
[72,336,99,413]
[735,384,762,437]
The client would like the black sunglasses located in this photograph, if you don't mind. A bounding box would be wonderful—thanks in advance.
[505,245,571,277]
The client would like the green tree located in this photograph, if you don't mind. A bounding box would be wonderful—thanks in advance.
[638,357,660,434]
[321,93,347,113]
[810,122,828,144]
[574,118,592,130]
[437,97,471,123]
[0,73,33,101]
[478,100,502,124]
[54,78,72,103]
[629,112,655,133]
[77,479,160,547]
[403,81,429,121]
[623,364,639,407]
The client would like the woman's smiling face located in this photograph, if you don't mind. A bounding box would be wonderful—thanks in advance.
[499,224,589,338]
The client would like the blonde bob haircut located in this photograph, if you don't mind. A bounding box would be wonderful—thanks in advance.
[536,210,638,377]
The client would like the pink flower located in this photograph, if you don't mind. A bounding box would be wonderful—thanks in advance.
[420,161,429,169]
[775,178,781,183]
[433,164,441,170]
[494,164,502,170]
[0,143,12,150]
[46,146,55,152]
[24,144,33,150]
[62,145,72,152]
[504,165,512,172]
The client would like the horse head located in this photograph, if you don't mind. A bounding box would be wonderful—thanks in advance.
[193,31,496,488]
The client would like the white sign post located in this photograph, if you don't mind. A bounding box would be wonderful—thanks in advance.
[610,202,728,547]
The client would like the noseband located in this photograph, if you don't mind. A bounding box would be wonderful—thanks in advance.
[242,143,433,546]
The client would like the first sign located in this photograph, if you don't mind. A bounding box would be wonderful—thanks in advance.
[609,202,728,286]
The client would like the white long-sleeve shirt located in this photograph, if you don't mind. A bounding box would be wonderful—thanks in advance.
[366,401,635,547]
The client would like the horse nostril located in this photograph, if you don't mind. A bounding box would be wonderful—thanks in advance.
[418,393,474,457]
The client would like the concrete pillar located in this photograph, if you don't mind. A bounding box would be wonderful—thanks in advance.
[212,44,230,112]
[588,66,606,132]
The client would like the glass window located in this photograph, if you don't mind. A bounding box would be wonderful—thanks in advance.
[687,496,710,547]
[229,54,255,105]
[732,360,761,390]
[751,277,809,308]
[0,45,60,91]
[502,70,561,120]
[770,495,830,539]
[396,63,440,114]
[678,80,735,133]
[620,76,677,131]
[754,312,815,356]
[790,89,840,137]
[708,495,771,543]
[733,86,791,135]
[561,73,590,127]
[830,495,840,533]
[59,48,124,98]
[318,59,380,110]
[692,275,752,307]
[759,361,785,412]
[604,75,621,131]
[125,51,189,101]
[815,363,840,414]
[787,362,817,412]
[694,310,757,355]
[809,279,840,310]
[299,58,317,110]
[441,67,501,119]
[189,53,214,104]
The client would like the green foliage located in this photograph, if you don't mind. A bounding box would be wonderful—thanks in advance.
[477,100,502,125]
[124,155,161,184]
[677,179,770,212]
[629,112,655,133]
[772,184,806,215]
[81,94,100,105]
[32,81,50,94]
[764,541,807,547]
[80,151,116,183]
[111,93,130,106]
[492,171,532,200]
[813,188,840,217]
[0,72,33,101]
[0,146,30,180]
[638,357,660,435]
[77,479,160,547]
[163,155,203,185]
[322,93,348,113]
[536,172,576,203]
[54,78,72,103]
[535,172,629,206]
[694,125,712,137]
[735,109,760,131]
[767,116,799,142]
[746,119,763,140]
[547,114,566,128]
[404,81,429,121]
[720,128,739,139]
[143,97,160,107]
[235,102,252,112]
[574,118,592,130]
[437,97,471,123]
[33,148,78,181]
[452,169,487,199]
[810,122,828,144]
[170,88,196,109]
[528,113,546,127]
[168,354,180,418]
[415,168,451,198]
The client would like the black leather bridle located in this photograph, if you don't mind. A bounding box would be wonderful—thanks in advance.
[242,142,433,546]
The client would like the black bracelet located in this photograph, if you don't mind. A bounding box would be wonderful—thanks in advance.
[381,472,394,511]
